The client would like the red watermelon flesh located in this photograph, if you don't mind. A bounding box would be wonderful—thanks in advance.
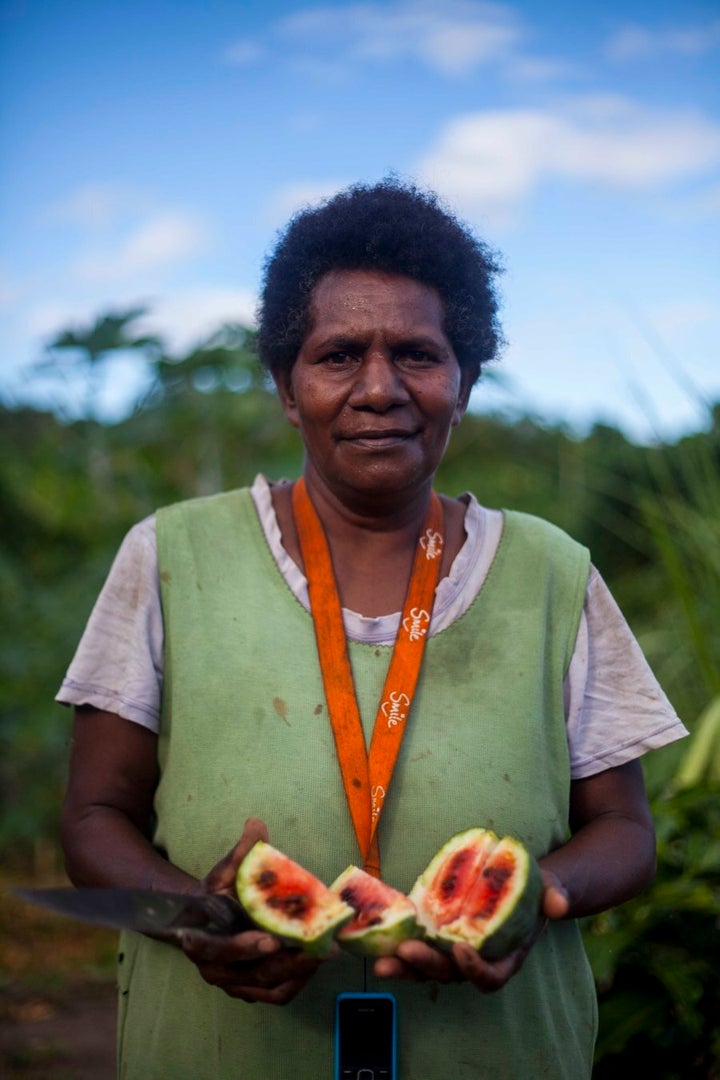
[447,836,543,958]
[465,846,517,921]
[409,828,498,932]
[330,865,421,956]
[235,842,353,956]
[410,828,543,958]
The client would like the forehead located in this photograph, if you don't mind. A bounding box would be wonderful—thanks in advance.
[306,270,447,338]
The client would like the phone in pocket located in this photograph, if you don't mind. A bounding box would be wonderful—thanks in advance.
[334,991,398,1079]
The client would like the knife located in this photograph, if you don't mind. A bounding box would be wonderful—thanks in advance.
[14,886,253,937]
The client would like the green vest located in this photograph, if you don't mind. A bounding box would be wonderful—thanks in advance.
[117,487,596,1079]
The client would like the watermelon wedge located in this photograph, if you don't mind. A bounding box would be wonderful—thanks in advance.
[330,865,421,957]
[235,841,353,956]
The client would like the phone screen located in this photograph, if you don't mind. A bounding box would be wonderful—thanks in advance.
[334,992,397,1079]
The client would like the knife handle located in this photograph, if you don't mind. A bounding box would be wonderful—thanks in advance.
[203,894,254,934]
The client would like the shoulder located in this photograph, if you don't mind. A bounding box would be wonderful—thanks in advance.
[156,486,253,524]
[107,514,157,577]
[502,508,588,555]
[155,487,258,553]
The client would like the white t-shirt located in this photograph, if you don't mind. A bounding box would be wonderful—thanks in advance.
[56,475,687,779]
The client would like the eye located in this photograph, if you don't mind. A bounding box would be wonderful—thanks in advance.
[395,348,438,367]
[319,351,359,367]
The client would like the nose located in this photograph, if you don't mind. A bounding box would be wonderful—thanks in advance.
[348,351,410,411]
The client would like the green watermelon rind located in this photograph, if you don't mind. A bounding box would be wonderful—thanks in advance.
[477,852,543,961]
[409,829,544,960]
[330,865,422,957]
[235,841,354,957]
[452,840,544,960]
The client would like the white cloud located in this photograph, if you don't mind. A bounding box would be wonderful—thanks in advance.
[19,285,255,359]
[47,182,148,229]
[506,55,580,81]
[136,286,258,353]
[223,37,266,65]
[274,0,524,76]
[25,300,96,340]
[74,213,210,282]
[418,96,720,223]
[646,299,719,338]
[224,0,579,83]
[265,181,347,226]
[606,19,720,61]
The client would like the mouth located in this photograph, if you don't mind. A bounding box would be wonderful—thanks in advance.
[342,430,417,449]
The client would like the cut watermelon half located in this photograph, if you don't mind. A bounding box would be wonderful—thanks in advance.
[409,828,543,960]
[235,841,353,957]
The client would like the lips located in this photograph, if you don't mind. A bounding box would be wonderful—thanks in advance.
[341,429,417,448]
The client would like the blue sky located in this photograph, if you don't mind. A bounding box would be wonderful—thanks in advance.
[1,0,718,442]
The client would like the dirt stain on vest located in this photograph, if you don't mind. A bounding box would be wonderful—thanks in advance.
[410,750,432,762]
[273,697,290,726]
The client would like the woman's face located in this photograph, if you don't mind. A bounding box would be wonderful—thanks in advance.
[275,269,470,506]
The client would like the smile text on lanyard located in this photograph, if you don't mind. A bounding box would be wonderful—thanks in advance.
[292,477,444,878]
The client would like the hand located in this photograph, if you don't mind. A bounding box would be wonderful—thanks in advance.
[373,869,568,994]
[373,937,530,993]
[180,816,323,1004]
[180,927,321,1004]
[195,816,270,901]
[540,867,569,920]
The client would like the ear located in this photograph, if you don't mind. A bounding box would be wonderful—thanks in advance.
[273,367,300,430]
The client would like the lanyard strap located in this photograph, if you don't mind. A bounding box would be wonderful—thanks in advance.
[292,478,444,877]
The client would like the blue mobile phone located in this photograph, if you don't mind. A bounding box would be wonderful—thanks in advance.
[334,991,398,1079]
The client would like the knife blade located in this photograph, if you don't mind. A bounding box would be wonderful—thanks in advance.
[14,886,253,937]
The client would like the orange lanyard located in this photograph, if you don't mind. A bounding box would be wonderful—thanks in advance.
[292,477,444,877]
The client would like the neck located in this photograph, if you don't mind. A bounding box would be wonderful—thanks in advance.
[302,471,437,615]
[301,462,434,542]
[270,470,436,616]
[271,470,466,618]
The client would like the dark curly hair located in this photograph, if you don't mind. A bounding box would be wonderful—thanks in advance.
[257,178,504,385]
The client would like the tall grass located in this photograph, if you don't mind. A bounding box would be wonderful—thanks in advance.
[641,414,720,700]
[585,403,720,1077]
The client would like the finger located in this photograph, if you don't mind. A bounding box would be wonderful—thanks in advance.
[543,884,569,920]
[392,940,459,982]
[224,975,314,1005]
[202,818,270,892]
[374,956,401,978]
[539,868,569,920]
[451,942,522,993]
[230,951,321,986]
[180,928,279,964]
[373,956,425,982]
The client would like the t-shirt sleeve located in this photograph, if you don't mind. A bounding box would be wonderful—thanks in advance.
[55,515,163,732]
[565,565,689,779]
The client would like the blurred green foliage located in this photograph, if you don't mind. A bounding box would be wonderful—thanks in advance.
[586,779,720,1078]
[1,308,718,1074]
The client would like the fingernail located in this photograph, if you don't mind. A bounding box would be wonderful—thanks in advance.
[258,936,279,954]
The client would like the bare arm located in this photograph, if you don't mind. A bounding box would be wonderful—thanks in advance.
[541,758,656,919]
[375,759,656,991]
[60,706,192,891]
[60,706,321,1004]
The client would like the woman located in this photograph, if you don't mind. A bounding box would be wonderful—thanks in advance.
[58,180,686,1078]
